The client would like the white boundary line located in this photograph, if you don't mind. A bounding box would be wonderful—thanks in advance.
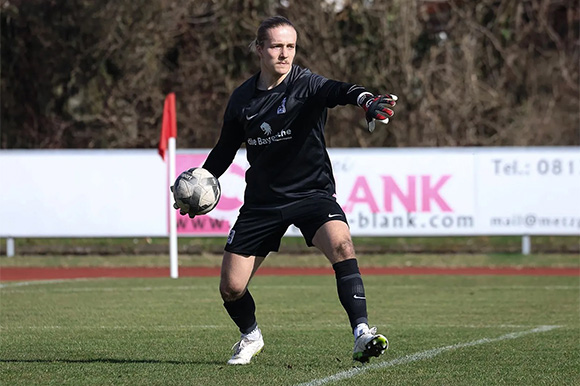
[2,281,577,292]
[295,325,561,386]
[0,278,96,289]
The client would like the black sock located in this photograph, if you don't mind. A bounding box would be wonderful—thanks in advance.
[333,259,368,330]
[223,289,257,335]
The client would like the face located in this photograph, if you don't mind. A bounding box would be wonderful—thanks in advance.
[257,25,297,78]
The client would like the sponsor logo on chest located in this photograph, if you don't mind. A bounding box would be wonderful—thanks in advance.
[247,123,293,146]
[245,96,292,146]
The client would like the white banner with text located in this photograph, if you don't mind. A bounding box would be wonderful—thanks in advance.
[1,147,578,237]
[175,147,580,237]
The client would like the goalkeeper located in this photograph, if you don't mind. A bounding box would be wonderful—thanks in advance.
[175,16,397,365]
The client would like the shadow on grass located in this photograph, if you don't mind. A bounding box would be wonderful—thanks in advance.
[0,357,224,365]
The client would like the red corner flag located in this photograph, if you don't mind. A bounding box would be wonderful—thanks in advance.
[158,93,177,160]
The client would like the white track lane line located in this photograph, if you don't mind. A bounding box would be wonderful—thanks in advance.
[295,325,561,386]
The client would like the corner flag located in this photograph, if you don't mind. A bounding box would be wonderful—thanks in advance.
[159,93,179,279]
[158,93,177,160]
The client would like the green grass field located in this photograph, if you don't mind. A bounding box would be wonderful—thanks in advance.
[2,251,579,268]
[1,265,579,385]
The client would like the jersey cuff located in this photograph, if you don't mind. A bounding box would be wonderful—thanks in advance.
[356,92,374,107]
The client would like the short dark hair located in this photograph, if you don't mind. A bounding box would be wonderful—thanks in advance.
[249,16,296,53]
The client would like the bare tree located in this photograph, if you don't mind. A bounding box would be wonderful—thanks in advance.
[1,0,578,149]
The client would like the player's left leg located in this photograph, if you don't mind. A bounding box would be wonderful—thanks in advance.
[312,221,367,326]
[312,221,388,363]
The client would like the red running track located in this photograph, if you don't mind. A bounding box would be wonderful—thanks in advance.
[0,266,578,281]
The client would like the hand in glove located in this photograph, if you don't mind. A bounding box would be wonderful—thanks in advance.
[359,93,398,132]
[170,185,196,219]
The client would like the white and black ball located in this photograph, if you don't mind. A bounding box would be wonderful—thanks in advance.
[173,167,221,215]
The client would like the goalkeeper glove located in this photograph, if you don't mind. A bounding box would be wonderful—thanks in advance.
[170,185,196,218]
[359,93,398,132]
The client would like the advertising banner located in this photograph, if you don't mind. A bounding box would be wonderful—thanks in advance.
[0,150,167,237]
[174,148,580,237]
[1,147,577,238]
[321,149,476,236]
[475,148,580,235]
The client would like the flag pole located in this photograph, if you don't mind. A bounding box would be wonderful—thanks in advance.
[159,92,179,279]
[168,136,178,279]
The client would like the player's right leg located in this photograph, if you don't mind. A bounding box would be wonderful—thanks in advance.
[220,206,288,364]
[220,252,265,365]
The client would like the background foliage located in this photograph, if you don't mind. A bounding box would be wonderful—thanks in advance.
[1,0,578,149]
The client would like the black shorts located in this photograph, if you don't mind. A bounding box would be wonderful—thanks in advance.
[224,195,348,257]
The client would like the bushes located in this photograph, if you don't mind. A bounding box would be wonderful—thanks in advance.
[1,0,578,149]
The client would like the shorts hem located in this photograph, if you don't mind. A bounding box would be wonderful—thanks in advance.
[224,245,275,258]
[303,217,349,247]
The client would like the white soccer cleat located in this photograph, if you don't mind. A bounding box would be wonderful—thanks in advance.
[352,326,388,363]
[227,329,264,365]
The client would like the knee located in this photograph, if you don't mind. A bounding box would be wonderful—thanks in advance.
[333,238,356,261]
[219,280,246,302]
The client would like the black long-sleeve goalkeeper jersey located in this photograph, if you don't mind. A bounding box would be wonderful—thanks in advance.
[203,65,368,206]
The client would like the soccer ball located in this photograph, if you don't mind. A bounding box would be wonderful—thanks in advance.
[172,167,221,215]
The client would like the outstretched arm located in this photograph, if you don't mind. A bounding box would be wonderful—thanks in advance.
[316,80,397,132]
